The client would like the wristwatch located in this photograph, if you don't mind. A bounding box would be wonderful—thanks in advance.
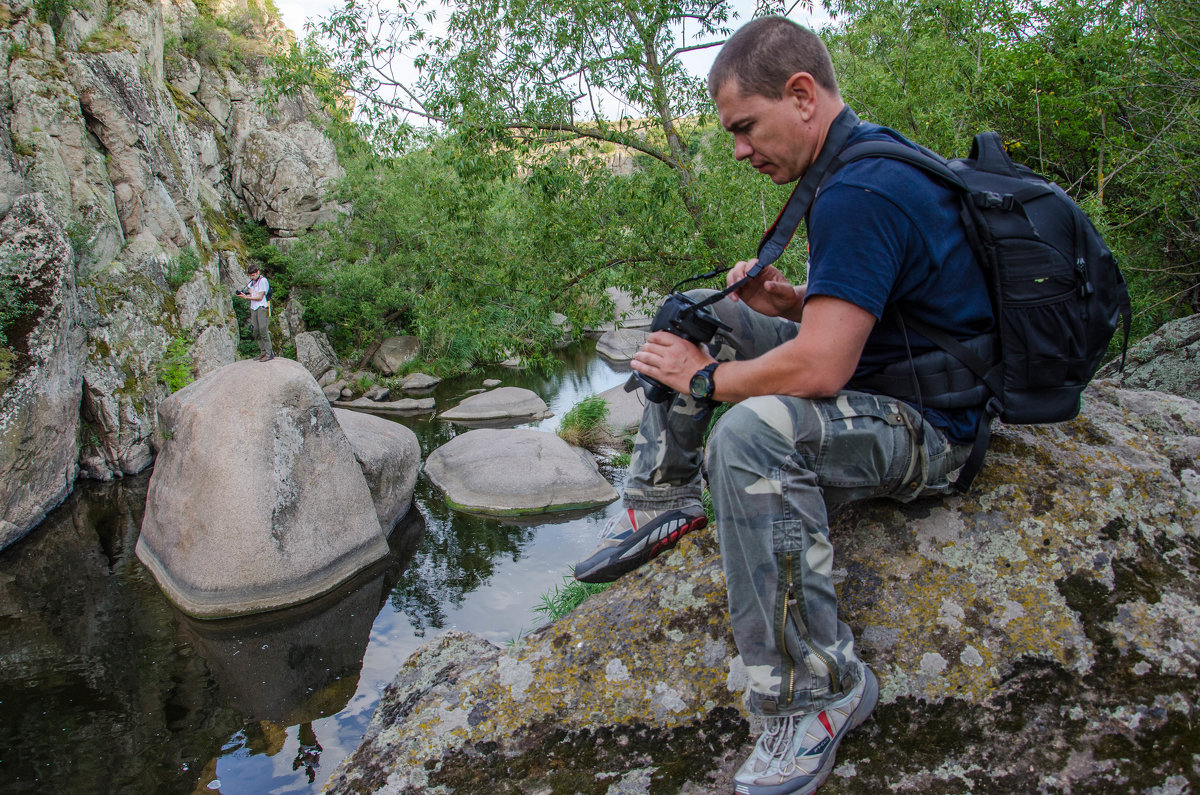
[689,363,719,402]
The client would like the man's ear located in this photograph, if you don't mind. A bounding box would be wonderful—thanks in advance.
[783,72,819,120]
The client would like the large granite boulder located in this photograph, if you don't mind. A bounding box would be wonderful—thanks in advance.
[325,381,1200,793]
[370,335,421,375]
[0,194,86,551]
[294,330,339,381]
[423,428,618,516]
[231,121,344,237]
[333,408,421,532]
[439,386,550,423]
[1097,312,1200,401]
[136,358,389,618]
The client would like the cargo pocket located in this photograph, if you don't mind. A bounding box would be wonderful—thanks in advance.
[812,393,915,495]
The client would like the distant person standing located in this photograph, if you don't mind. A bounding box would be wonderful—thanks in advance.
[236,265,273,361]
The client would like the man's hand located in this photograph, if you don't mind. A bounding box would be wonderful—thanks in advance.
[630,332,716,396]
[727,258,805,321]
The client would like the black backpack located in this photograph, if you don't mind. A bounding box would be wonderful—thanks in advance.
[831,132,1132,489]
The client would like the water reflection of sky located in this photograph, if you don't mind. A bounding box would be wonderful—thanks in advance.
[209,348,631,793]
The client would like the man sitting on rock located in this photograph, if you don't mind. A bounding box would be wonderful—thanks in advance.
[574,16,993,795]
[236,265,273,361]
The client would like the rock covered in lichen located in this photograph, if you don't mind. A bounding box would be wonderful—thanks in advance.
[1097,312,1200,402]
[326,380,1200,793]
[0,194,85,549]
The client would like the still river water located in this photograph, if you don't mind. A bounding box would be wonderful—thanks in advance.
[0,343,634,794]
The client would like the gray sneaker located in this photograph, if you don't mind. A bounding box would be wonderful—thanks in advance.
[572,506,707,583]
[734,666,878,795]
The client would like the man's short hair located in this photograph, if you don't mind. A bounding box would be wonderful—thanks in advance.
[248,267,261,275]
[708,16,839,100]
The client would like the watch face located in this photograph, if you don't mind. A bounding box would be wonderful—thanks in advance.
[690,369,713,400]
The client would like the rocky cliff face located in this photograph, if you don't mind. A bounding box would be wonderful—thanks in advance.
[0,0,343,549]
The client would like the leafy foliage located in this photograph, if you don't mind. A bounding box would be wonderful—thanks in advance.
[231,299,260,358]
[0,270,30,348]
[264,0,1198,374]
[267,0,798,264]
[33,0,84,34]
[158,336,194,393]
[166,248,201,291]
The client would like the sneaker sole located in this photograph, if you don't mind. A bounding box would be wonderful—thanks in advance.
[573,514,708,584]
[734,667,879,795]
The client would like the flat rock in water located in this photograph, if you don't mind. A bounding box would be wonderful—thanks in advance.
[335,397,435,413]
[423,428,618,516]
[439,386,549,422]
[399,372,441,392]
[595,328,649,362]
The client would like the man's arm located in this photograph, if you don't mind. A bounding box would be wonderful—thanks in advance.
[629,295,875,401]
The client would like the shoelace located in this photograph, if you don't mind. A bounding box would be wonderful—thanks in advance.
[759,714,799,769]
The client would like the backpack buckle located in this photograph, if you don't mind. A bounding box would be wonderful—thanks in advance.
[974,191,1014,211]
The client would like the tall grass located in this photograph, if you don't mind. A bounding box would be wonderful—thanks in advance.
[533,575,610,622]
[557,393,610,449]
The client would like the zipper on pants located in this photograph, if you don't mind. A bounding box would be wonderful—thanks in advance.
[781,554,844,706]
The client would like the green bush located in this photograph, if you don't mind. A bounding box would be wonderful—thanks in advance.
[166,248,201,290]
[181,16,246,71]
[159,336,194,393]
[232,299,259,358]
[556,394,610,449]
[0,272,29,347]
[33,0,82,33]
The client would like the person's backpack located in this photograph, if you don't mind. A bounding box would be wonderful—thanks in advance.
[829,132,1132,489]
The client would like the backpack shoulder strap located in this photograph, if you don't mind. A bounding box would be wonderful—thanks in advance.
[830,140,967,192]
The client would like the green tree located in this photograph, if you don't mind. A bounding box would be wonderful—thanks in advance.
[267,0,815,369]
[271,0,801,271]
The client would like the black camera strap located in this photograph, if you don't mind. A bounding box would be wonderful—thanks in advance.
[688,105,862,312]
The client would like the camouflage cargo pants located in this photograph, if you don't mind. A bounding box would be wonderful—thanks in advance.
[624,290,970,717]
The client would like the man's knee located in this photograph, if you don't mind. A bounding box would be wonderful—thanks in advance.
[706,397,811,473]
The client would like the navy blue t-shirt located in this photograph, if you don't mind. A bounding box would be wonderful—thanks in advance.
[805,123,993,443]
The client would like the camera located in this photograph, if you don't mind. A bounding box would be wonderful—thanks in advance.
[625,292,731,403]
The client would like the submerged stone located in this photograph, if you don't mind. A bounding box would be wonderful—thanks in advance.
[438,386,549,423]
[423,428,618,516]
